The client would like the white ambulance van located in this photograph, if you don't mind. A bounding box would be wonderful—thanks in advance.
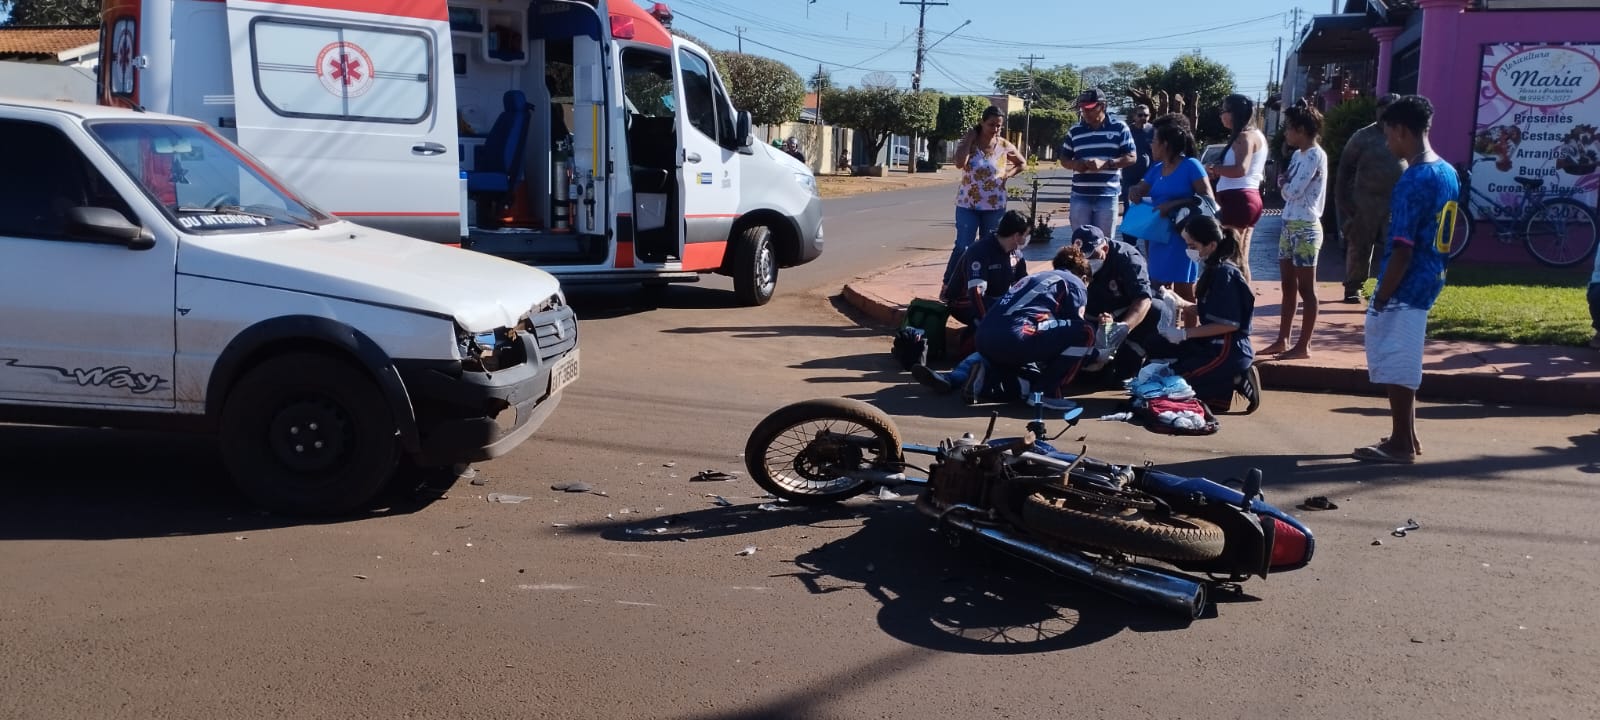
[97,0,824,305]
[0,97,578,515]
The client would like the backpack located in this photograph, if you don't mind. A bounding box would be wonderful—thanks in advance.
[1128,395,1220,436]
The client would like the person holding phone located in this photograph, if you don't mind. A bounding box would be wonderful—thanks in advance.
[945,106,1026,288]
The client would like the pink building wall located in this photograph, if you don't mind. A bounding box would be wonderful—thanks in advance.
[1415,2,1600,265]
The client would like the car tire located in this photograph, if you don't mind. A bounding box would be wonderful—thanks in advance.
[218,352,399,515]
[732,225,777,306]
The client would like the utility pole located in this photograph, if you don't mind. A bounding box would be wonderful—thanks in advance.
[735,26,746,53]
[901,0,948,174]
[1019,53,1044,157]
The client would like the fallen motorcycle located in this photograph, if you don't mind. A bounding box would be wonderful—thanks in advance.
[743,397,1314,619]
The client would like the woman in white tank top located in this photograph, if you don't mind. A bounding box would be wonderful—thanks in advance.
[1206,94,1268,282]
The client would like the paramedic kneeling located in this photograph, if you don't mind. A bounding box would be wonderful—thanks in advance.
[1074,224,1158,381]
[1156,215,1261,413]
[913,211,1030,394]
[973,247,1097,411]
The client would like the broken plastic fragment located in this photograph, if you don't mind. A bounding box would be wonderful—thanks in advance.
[758,502,801,512]
[875,486,900,500]
[353,574,368,580]
[488,493,531,504]
[691,470,737,482]
[736,546,757,556]
[663,461,678,468]
[712,496,733,507]
[550,481,593,493]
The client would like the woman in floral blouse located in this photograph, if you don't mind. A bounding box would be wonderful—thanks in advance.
[944,106,1026,287]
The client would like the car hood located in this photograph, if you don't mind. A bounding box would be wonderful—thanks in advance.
[177,222,562,332]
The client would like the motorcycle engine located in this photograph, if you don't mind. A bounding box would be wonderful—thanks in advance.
[929,452,993,508]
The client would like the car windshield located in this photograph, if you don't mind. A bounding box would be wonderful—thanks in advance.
[87,120,330,233]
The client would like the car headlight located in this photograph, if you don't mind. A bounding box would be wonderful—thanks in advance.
[794,171,818,196]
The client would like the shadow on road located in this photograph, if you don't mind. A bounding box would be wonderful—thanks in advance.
[563,283,743,320]
[573,498,1202,657]
[0,425,452,541]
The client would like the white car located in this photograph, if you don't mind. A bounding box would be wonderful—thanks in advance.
[0,98,578,514]
[891,145,930,165]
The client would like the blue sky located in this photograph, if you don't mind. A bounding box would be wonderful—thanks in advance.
[647,0,1332,99]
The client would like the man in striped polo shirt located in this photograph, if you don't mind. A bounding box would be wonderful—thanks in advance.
[1058,88,1137,239]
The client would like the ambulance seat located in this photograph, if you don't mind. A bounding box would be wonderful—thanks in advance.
[468,90,533,196]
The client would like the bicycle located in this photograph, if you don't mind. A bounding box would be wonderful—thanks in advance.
[1448,157,1599,268]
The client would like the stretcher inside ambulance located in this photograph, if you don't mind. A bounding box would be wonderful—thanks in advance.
[98,0,823,305]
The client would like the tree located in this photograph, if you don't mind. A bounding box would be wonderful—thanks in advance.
[824,87,937,165]
[1102,61,1146,112]
[0,0,97,24]
[932,95,988,141]
[1134,53,1236,141]
[710,51,806,127]
[993,63,1081,111]
[1008,107,1072,158]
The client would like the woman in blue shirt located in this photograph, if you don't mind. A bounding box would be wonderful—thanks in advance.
[1126,121,1215,303]
[1157,215,1261,413]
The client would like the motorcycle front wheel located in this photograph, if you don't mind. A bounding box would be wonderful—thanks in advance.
[1022,491,1226,563]
[744,398,903,505]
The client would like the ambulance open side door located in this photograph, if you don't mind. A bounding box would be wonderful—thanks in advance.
[671,37,740,270]
[222,0,461,243]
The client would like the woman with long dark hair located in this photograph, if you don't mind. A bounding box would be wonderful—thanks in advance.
[944,106,1026,287]
[1206,94,1267,281]
[1156,215,1261,413]
[1126,121,1213,302]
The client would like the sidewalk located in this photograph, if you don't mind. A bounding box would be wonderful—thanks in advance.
[842,214,1600,410]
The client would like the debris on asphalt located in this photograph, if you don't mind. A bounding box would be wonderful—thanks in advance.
[353,574,368,580]
[592,490,609,497]
[758,502,802,512]
[1391,519,1421,537]
[626,527,667,536]
[463,468,485,486]
[551,523,569,528]
[234,536,247,541]
[1372,539,1383,546]
[550,481,593,493]
[736,546,757,556]
[692,470,738,482]
[488,493,531,504]
[663,461,678,468]
[1298,496,1339,511]
[875,486,900,500]
[754,493,777,500]
[710,495,733,507]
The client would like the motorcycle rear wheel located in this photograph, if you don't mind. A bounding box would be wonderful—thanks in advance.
[1022,492,1226,562]
[744,398,903,505]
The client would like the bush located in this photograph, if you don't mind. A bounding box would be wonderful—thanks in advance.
[1322,97,1378,216]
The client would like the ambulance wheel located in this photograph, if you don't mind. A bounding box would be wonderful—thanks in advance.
[219,352,399,515]
[732,225,777,306]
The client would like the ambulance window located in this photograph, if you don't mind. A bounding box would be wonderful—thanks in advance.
[0,120,135,241]
[710,74,737,148]
[250,19,434,123]
[622,50,675,119]
[678,49,717,141]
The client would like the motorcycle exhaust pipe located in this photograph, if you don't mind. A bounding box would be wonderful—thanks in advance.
[921,500,1208,619]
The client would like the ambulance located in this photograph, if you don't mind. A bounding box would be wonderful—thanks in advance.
[96,0,824,305]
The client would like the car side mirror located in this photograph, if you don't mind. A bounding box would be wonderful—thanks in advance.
[736,110,753,149]
[68,206,155,250]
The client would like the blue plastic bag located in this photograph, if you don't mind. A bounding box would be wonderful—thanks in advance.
[1120,201,1171,243]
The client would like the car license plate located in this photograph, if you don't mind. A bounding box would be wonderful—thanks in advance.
[549,349,579,395]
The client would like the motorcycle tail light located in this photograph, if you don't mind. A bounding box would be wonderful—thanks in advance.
[1269,517,1313,570]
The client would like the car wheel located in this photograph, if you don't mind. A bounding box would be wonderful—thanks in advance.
[218,352,399,515]
[732,225,777,306]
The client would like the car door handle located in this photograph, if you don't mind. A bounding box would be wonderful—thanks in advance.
[412,142,448,156]
[685,151,703,164]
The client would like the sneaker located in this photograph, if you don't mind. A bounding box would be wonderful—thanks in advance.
[1097,321,1132,355]
[911,364,953,394]
[1343,289,1363,304]
[1237,365,1262,414]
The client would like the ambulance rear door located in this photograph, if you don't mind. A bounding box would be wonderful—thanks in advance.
[222,0,461,243]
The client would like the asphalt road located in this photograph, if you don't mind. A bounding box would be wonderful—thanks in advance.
[3,182,1598,720]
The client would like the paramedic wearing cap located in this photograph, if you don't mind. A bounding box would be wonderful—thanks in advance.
[1059,88,1137,239]
[1075,225,1162,379]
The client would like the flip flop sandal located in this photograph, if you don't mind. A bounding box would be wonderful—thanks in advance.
[1380,436,1422,455]
[1352,445,1416,465]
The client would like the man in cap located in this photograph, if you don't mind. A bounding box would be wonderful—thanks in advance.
[1059,88,1137,239]
[1074,225,1160,379]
